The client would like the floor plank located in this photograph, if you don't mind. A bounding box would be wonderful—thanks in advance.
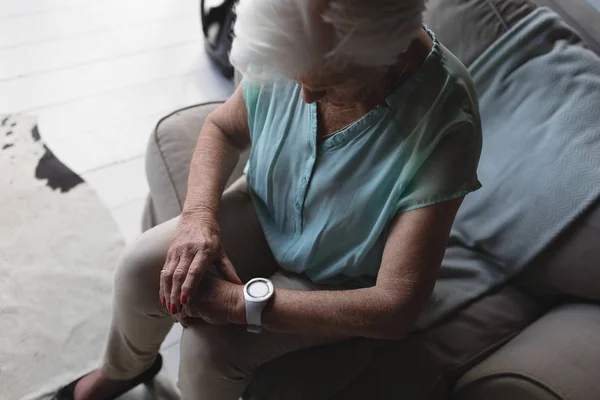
[49,111,168,173]
[0,0,195,48]
[0,14,199,80]
[160,344,181,388]
[110,197,147,244]
[0,41,218,113]
[0,0,81,18]
[35,70,232,144]
[162,325,184,351]
[82,156,148,208]
[47,130,115,175]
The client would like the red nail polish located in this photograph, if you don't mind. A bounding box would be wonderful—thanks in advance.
[170,304,176,313]
[180,295,187,305]
[160,296,165,306]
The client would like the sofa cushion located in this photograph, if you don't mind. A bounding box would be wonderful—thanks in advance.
[425,0,600,305]
[244,285,548,400]
[454,304,600,400]
[516,200,600,301]
[424,0,535,67]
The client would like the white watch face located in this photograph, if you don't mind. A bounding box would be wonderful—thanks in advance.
[247,281,270,298]
[244,278,274,303]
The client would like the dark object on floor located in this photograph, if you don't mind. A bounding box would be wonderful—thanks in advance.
[52,354,163,400]
[200,0,237,79]
[30,123,82,193]
[31,124,41,141]
[34,143,84,193]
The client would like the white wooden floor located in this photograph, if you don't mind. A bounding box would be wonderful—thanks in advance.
[0,0,234,387]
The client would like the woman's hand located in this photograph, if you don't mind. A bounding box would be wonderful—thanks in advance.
[160,211,242,313]
[180,273,244,325]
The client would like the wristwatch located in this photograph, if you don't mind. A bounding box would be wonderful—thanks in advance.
[244,277,274,333]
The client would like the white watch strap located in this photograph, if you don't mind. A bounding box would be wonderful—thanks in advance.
[245,300,266,333]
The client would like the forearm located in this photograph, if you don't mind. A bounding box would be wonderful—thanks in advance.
[183,118,242,219]
[229,285,413,340]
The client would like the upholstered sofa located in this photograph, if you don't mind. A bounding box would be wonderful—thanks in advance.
[142,0,600,398]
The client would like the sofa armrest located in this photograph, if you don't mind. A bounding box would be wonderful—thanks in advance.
[453,304,600,400]
[144,103,249,226]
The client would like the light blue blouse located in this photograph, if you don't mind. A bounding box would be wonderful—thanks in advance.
[243,30,482,286]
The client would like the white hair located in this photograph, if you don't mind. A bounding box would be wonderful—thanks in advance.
[230,0,426,83]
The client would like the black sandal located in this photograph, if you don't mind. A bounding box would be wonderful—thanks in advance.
[53,354,163,400]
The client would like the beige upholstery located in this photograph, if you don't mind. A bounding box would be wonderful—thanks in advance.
[516,201,600,301]
[532,0,600,55]
[143,103,249,229]
[454,304,600,400]
[424,0,535,67]
[325,286,547,400]
[241,287,548,400]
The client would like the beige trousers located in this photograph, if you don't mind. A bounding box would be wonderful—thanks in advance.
[100,179,343,399]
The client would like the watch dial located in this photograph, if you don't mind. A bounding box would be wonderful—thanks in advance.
[248,281,270,298]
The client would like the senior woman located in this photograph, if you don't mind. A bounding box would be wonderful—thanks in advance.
[63,0,482,398]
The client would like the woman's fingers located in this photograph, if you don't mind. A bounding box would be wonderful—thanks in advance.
[170,254,192,313]
[217,246,242,284]
[180,251,209,305]
[159,262,166,306]
[160,254,178,312]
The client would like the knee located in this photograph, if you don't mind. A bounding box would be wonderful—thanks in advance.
[113,228,166,300]
[180,323,251,383]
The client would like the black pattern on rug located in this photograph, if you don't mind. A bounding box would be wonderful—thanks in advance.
[2,116,83,193]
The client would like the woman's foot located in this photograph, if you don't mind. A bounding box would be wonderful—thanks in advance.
[55,355,162,400]
[74,369,150,400]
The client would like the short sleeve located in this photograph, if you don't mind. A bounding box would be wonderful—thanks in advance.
[241,78,261,136]
[396,121,482,213]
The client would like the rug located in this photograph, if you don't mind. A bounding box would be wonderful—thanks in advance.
[0,115,177,400]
